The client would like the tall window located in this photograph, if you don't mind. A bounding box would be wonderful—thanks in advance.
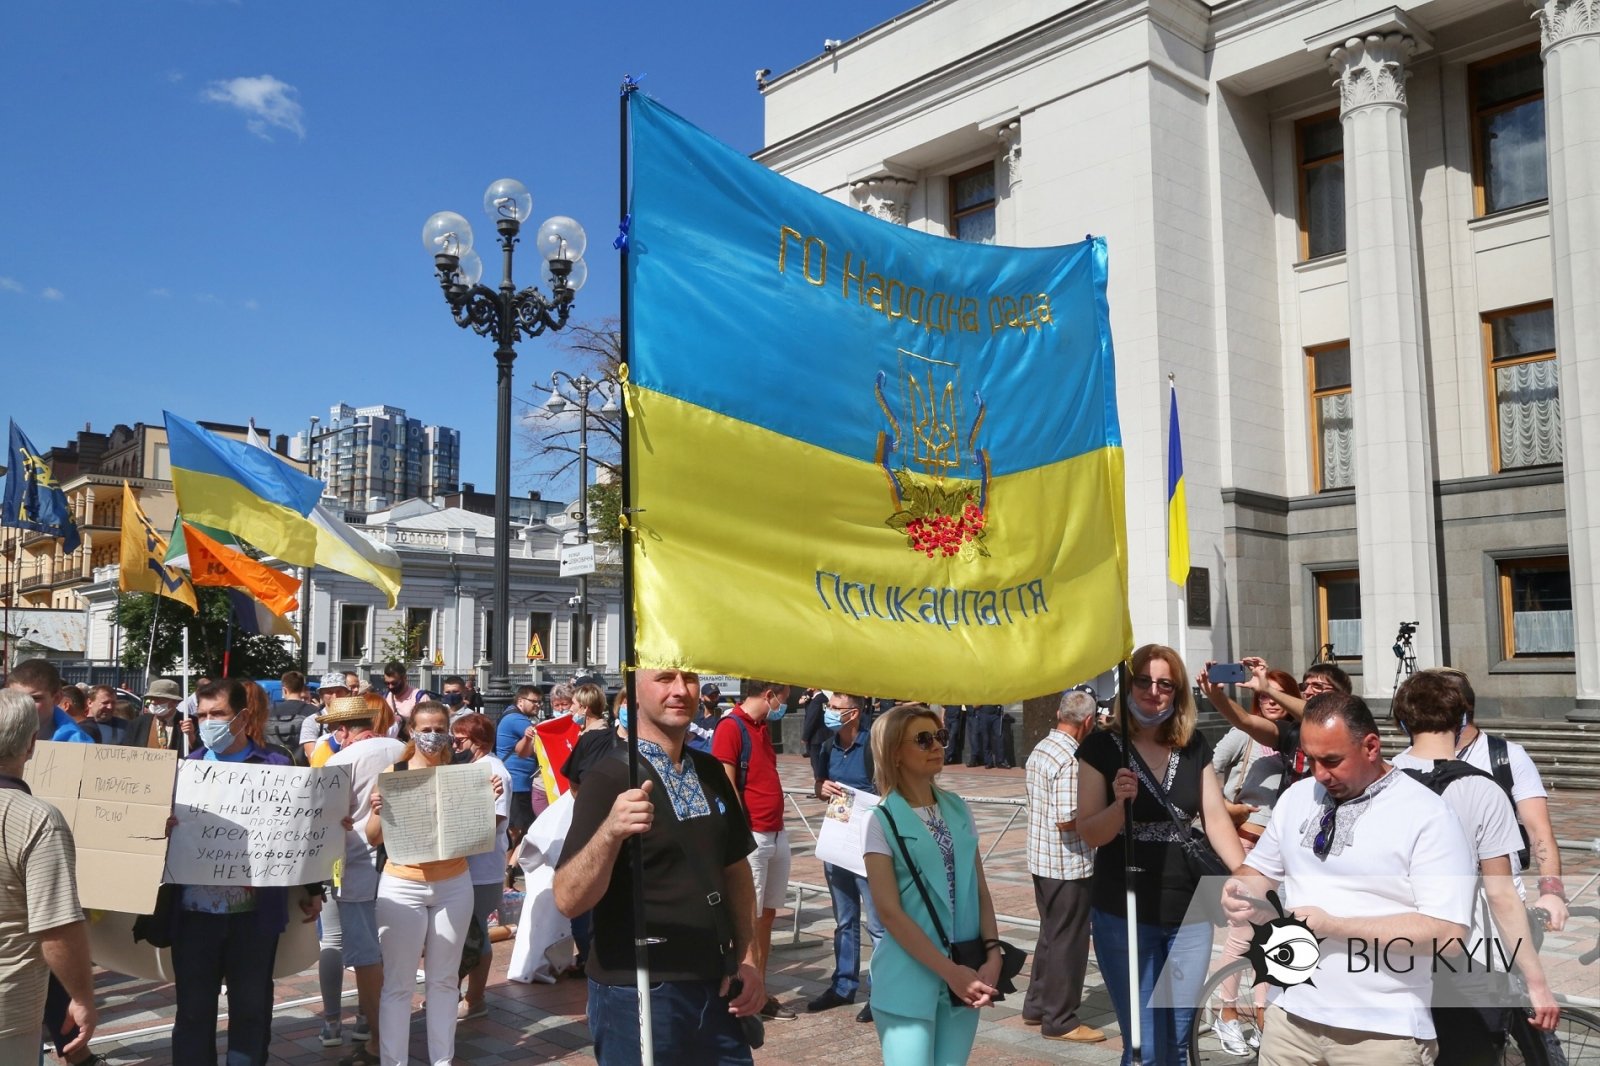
[1308,344,1354,490]
[339,604,368,661]
[1485,302,1561,470]
[405,607,433,661]
[949,164,996,244]
[1498,556,1573,657]
[1471,47,1548,215]
[1297,112,1345,260]
[1315,569,1362,660]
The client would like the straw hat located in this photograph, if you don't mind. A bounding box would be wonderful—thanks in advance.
[317,695,375,725]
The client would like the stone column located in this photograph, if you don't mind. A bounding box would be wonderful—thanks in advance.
[849,175,916,225]
[1328,28,1444,692]
[1531,0,1600,716]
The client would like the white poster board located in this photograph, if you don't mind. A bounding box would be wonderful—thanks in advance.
[813,786,881,879]
[167,762,352,886]
[377,761,495,865]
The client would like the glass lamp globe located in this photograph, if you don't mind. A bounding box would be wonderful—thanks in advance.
[535,216,587,263]
[544,257,588,293]
[483,178,533,223]
[453,250,483,288]
[422,212,474,257]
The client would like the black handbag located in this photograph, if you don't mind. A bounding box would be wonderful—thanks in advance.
[1122,742,1231,923]
[880,804,1027,1006]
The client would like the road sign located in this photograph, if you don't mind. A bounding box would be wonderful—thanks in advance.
[560,543,597,577]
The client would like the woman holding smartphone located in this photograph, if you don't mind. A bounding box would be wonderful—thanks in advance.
[863,703,1004,1066]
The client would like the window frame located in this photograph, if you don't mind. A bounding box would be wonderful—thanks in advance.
[338,603,369,661]
[1482,300,1559,472]
[1314,568,1362,661]
[405,607,433,661]
[1468,43,1547,218]
[947,162,997,243]
[1306,342,1354,492]
[1496,554,1573,660]
[1296,110,1345,261]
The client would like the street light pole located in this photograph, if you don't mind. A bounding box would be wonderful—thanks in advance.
[543,372,616,672]
[424,180,587,707]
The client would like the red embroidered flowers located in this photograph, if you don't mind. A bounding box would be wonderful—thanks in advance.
[886,474,989,559]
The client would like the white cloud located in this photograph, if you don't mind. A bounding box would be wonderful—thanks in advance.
[202,75,305,141]
[243,298,260,311]
[165,69,185,84]
[0,277,22,294]
[149,288,172,298]
[40,288,64,301]
[196,292,221,304]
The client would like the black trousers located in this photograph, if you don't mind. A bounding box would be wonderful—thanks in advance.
[171,909,282,1065]
[1022,874,1093,1037]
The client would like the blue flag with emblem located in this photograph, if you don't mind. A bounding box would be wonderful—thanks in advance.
[3,421,81,553]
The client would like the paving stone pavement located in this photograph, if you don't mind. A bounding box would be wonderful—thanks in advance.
[77,754,1600,1064]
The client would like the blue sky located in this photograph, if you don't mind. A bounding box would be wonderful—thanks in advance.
[1,1,911,496]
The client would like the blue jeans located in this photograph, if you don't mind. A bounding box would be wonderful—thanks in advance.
[171,909,282,1066]
[587,978,753,1066]
[824,862,885,998]
[1090,907,1212,1066]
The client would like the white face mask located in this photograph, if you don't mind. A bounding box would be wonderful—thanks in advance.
[1125,688,1175,730]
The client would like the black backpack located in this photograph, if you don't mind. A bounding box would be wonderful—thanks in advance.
[270,698,318,765]
[1402,757,1498,796]
[1485,734,1533,868]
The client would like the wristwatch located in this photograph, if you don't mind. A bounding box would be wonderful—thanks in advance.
[1538,876,1567,901]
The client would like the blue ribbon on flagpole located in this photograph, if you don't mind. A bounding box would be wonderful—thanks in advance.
[614,214,632,253]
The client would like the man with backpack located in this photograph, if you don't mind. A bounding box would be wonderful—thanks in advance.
[268,671,320,766]
[1435,667,1572,933]
[1391,670,1559,1063]
[712,679,794,1021]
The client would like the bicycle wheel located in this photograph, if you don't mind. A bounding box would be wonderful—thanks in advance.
[1504,1005,1600,1065]
[1189,958,1264,1064]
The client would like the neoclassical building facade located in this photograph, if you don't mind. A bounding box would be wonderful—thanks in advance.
[756,0,1598,717]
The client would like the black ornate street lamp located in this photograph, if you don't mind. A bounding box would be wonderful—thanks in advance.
[423,179,587,705]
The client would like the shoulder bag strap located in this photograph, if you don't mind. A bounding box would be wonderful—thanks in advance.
[1487,734,1516,800]
[1119,737,1196,837]
[879,803,953,951]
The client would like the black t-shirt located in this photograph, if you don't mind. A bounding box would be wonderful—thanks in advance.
[1078,728,1214,926]
[559,745,755,985]
[562,729,619,789]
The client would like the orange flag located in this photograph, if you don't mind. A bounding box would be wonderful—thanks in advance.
[183,522,301,616]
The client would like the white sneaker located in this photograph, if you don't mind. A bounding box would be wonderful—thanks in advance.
[319,1020,343,1047]
[1212,1017,1251,1056]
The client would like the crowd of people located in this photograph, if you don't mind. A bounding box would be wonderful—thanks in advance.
[0,648,1579,1065]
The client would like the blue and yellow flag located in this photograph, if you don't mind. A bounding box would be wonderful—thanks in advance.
[3,421,81,552]
[1167,387,1190,587]
[624,94,1130,704]
[164,412,322,567]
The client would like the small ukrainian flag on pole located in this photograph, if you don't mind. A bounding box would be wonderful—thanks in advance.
[1167,376,1190,588]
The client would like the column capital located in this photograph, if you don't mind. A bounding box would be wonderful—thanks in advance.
[849,174,916,226]
[1530,0,1600,50]
[1328,32,1417,113]
[995,119,1022,185]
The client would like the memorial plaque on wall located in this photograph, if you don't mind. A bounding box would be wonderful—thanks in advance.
[1186,568,1211,628]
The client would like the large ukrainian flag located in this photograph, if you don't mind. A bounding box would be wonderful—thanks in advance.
[626,94,1130,704]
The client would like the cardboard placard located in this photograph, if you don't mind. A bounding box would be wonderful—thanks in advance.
[167,762,352,886]
[25,741,178,914]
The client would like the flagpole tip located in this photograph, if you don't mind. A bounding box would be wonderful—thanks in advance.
[1167,372,1175,383]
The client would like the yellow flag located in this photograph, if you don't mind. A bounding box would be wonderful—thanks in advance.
[119,482,198,612]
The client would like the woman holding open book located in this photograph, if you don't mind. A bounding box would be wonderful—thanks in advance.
[366,701,502,1066]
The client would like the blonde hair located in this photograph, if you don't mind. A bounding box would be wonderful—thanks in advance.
[870,702,944,798]
[1109,644,1197,748]
[572,683,606,723]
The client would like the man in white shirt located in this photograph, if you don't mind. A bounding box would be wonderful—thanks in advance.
[299,673,352,762]
[322,696,407,1063]
[1391,671,1559,1063]
[1224,692,1476,1064]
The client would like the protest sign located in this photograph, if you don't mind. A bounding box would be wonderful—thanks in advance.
[25,741,177,913]
[167,762,351,886]
[814,785,881,879]
[377,761,495,865]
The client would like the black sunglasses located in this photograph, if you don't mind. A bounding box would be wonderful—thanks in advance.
[1312,804,1338,859]
[1132,674,1177,694]
[912,728,951,751]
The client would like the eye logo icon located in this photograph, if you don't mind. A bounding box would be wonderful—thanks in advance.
[1244,890,1323,989]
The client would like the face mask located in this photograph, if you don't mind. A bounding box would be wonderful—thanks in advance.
[767,698,788,722]
[414,731,451,757]
[617,705,629,730]
[451,748,473,764]
[441,692,463,707]
[1124,688,1175,730]
[823,709,844,730]
[199,718,236,752]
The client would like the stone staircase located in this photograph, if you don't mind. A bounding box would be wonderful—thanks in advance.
[1198,711,1600,790]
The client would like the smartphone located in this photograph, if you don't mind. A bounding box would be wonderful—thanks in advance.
[1210,662,1249,685]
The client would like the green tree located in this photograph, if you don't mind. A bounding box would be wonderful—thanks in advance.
[375,618,427,665]
[115,589,297,681]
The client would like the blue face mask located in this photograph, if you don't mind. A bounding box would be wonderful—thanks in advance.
[199,718,236,752]
[440,692,463,707]
[617,705,629,730]
[823,709,844,730]
[767,699,788,722]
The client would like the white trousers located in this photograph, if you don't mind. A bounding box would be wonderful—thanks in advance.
[375,871,473,1066]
